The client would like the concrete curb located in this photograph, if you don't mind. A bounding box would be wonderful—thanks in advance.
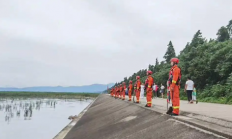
[52,95,99,139]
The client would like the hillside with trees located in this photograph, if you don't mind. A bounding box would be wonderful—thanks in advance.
[110,19,232,104]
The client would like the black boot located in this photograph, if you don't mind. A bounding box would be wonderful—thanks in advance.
[170,113,179,116]
[166,106,173,114]
[145,104,151,107]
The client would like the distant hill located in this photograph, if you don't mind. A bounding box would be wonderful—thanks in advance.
[0,83,115,93]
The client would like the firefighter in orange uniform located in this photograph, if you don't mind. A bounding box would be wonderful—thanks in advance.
[136,76,141,103]
[133,81,137,102]
[114,86,117,97]
[111,88,113,97]
[118,85,120,99]
[112,87,115,97]
[116,86,119,98]
[119,84,122,99]
[113,87,115,97]
[128,81,133,101]
[145,70,154,107]
[167,58,181,116]
[122,82,126,100]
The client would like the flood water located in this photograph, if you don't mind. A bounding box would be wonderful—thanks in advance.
[0,98,92,139]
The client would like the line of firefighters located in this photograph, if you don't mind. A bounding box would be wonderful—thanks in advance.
[110,58,181,116]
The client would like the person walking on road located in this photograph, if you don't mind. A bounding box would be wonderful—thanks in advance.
[160,84,165,98]
[166,58,181,116]
[185,77,194,103]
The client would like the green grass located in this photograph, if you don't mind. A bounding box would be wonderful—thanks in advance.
[0,91,99,99]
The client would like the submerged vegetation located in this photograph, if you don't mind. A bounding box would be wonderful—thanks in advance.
[0,91,99,99]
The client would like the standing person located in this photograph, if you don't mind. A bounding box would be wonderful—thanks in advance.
[167,81,171,103]
[115,86,119,98]
[166,58,181,116]
[192,86,198,104]
[136,76,141,103]
[111,88,114,97]
[145,70,154,107]
[155,85,159,97]
[140,83,145,99]
[133,81,137,102]
[113,86,116,97]
[185,77,194,103]
[152,83,156,99]
[160,84,165,98]
[122,82,126,100]
[117,85,120,98]
[110,88,113,96]
[128,81,133,101]
[120,84,123,99]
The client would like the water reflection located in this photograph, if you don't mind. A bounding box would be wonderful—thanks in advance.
[0,98,92,139]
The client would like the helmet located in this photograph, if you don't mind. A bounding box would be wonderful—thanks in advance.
[136,76,140,79]
[171,58,179,64]
[129,80,132,83]
[147,70,152,75]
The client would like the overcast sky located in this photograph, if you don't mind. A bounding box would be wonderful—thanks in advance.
[0,0,232,87]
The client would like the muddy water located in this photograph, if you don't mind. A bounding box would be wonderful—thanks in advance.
[0,99,91,139]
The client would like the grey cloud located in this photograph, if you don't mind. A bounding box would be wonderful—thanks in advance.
[0,0,232,87]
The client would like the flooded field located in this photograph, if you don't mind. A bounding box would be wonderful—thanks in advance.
[0,98,92,139]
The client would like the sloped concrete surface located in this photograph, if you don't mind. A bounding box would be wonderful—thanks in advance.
[64,95,226,139]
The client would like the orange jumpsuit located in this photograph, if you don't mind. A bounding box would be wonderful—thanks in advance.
[146,75,154,107]
[136,80,141,103]
[120,86,123,99]
[116,87,119,98]
[110,89,113,96]
[122,85,126,100]
[169,65,181,115]
[128,83,133,101]
[113,88,115,97]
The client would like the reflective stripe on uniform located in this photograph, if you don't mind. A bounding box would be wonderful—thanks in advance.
[173,106,179,109]
[172,80,176,83]
[147,102,152,104]
[148,86,151,88]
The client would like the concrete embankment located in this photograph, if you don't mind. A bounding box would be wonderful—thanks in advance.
[62,94,231,139]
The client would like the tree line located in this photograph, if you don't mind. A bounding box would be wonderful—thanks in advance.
[109,19,232,104]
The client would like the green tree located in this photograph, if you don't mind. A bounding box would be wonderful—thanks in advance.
[163,41,176,63]
[154,58,159,72]
[114,19,232,104]
[226,20,232,36]
[216,26,230,42]
[190,30,204,48]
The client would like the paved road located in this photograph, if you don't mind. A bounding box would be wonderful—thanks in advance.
[121,95,232,122]
[64,95,227,139]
